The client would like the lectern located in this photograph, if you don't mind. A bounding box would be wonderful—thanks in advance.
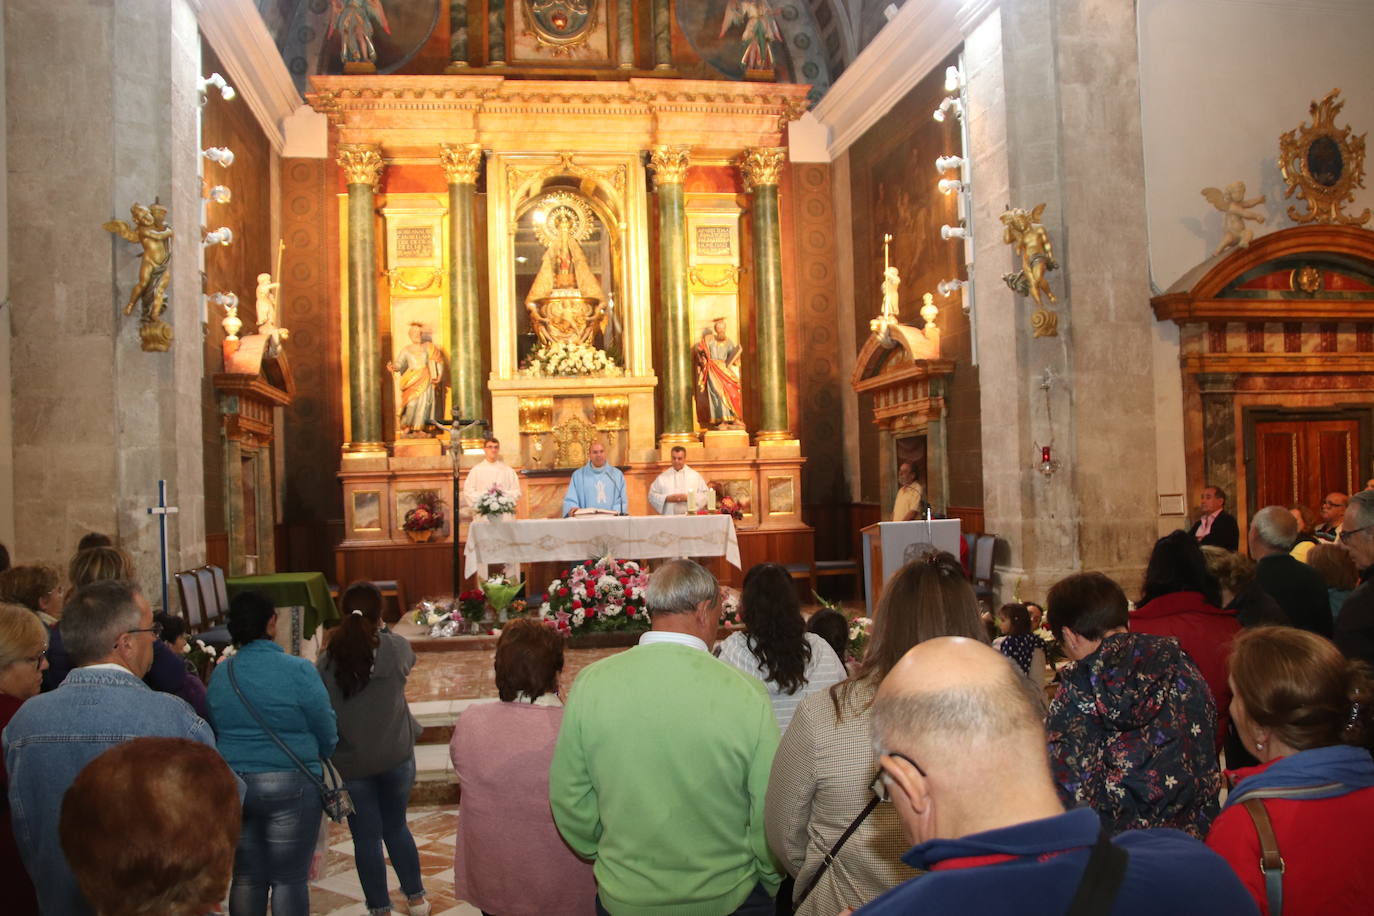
[860,519,963,616]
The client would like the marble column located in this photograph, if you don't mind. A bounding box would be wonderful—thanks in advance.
[441,143,485,443]
[337,144,386,451]
[742,148,789,440]
[488,0,507,67]
[652,0,672,69]
[617,0,634,69]
[1198,373,1239,502]
[446,0,470,70]
[650,147,693,444]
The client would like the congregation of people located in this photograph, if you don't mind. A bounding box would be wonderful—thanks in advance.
[2,481,1374,915]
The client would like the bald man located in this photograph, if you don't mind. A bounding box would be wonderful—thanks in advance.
[854,638,1256,916]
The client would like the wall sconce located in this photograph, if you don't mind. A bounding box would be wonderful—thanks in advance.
[941,223,967,241]
[1037,445,1061,477]
[945,66,964,93]
[937,278,964,297]
[199,73,236,104]
[203,227,234,247]
[205,185,231,204]
[202,147,235,167]
[933,96,963,122]
[935,155,964,173]
[938,178,964,195]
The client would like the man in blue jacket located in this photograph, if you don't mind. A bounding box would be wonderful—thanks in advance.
[4,580,218,916]
[856,637,1257,916]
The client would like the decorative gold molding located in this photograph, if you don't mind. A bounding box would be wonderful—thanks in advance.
[1278,89,1370,227]
[648,146,691,187]
[505,151,627,204]
[518,396,554,433]
[439,143,484,185]
[688,264,743,290]
[594,395,630,430]
[337,143,384,187]
[740,148,786,190]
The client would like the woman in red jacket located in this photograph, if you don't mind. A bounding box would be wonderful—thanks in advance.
[1132,530,1240,747]
[1206,626,1374,915]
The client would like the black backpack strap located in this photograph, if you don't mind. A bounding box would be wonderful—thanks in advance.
[1065,829,1129,916]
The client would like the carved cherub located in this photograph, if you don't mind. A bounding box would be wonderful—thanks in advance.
[1201,181,1266,258]
[1000,203,1058,308]
[104,202,173,321]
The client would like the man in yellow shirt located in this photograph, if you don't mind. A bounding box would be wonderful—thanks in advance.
[892,462,925,521]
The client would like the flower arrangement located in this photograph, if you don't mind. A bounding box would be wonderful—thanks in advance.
[539,556,650,636]
[402,490,446,532]
[474,486,517,518]
[414,598,462,637]
[521,341,621,378]
[411,576,528,637]
[719,587,743,629]
[847,616,873,664]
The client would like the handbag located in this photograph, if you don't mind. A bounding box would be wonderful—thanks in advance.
[1064,829,1129,916]
[791,794,881,909]
[226,658,355,823]
[1242,798,1284,916]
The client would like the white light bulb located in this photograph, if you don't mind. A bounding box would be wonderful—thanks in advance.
[935,155,964,173]
[938,178,963,195]
[940,224,967,241]
[202,147,235,167]
[208,185,232,203]
[945,66,963,93]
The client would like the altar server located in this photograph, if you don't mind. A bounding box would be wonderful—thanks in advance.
[462,437,521,516]
[648,446,712,516]
[562,440,628,516]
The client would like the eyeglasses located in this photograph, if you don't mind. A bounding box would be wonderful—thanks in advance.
[1323,500,1348,508]
[125,622,163,639]
[25,650,46,670]
[869,751,927,802]
[1338,524,1374,543]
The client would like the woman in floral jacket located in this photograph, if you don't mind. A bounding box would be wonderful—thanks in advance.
[1045,571,1221,838]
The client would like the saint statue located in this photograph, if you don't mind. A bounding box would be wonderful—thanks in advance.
[719,0,782,72]
[387,323,445,436]
[524,196,607,348]
[328,0,391,65]
[695,318,745,430]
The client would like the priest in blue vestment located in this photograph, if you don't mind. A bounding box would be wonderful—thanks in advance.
[562,440,628,516]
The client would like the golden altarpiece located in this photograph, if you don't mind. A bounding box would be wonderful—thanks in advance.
[308,77,813,587]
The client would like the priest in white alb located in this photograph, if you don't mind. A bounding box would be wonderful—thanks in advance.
[463,437,521,517]
[562,440,628,516]
[648,446,712,515]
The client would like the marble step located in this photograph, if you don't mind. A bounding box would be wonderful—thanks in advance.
[406,698,495,807]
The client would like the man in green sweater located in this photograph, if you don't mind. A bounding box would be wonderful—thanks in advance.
[550,558,783,915]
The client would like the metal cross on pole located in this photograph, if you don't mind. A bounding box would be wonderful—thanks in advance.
[146,479,179,612]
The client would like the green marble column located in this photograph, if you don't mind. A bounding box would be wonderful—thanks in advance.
[650,147,692,443]
[441,143,485,442]
[652,0,672,69]
[488,0,507,66]
[338,144,385,450]
[446,0,469,70]
[743,148,789,439]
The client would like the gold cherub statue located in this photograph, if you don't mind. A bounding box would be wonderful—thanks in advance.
[104,201,175,351]
[1000,203,1059,338]
[1201,181,1266,258]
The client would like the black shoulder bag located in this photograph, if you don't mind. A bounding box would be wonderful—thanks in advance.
[1064,829,1129,916]
[226,658,354,823]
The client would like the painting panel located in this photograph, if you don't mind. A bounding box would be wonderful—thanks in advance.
[352,491,382,532]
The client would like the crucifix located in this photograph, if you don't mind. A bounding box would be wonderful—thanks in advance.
[146,479,179,612]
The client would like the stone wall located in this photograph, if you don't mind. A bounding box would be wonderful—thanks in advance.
[6,0,205,602]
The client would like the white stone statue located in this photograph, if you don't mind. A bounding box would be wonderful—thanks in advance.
[1201,181,1266,258]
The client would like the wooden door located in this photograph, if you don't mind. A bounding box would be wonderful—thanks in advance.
[1253,418,1361,514]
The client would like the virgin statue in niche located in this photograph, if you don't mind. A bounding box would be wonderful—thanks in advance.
[524,193,607,347]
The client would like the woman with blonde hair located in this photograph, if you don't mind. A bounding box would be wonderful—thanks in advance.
[765,551,987,916]
[0,602,50,914]
[1206,626,1374,914]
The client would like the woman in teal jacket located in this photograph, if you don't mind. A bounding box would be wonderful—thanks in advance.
[208,590,337,916]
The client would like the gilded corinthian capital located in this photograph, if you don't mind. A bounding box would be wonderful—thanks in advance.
[337,143,384,187]
[648,146,690,187]
[439,143,484,185]
[740,147,786,190]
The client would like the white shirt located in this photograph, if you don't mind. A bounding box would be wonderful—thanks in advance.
[716,631,847,731]
[638,630,708,652]
[463,459,521,512]
[648,464,711,515]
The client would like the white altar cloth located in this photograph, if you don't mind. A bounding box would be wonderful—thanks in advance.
[464,514,740,578]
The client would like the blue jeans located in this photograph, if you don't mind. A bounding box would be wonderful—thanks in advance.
[345,756,424,912]
[230,770,322,916]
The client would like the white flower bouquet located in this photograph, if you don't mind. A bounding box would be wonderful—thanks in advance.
[521,341,622,378]
[474,486,517,518]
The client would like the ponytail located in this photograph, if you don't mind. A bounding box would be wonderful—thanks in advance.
[329,581,384,699]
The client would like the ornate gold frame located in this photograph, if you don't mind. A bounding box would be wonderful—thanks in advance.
[1278,89,1370,227]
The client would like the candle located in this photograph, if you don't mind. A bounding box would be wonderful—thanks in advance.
[687,489,697,513]
[709,489,717,511]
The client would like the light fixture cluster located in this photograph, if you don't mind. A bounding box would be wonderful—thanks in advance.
[198,73,236,105]
[200,130,234,248]
[935,64,972,321]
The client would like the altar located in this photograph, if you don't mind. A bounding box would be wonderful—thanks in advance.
[312,74,815,607]
[464,514,740,579]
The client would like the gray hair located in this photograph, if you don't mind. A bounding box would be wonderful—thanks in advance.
[645,559,718,616]
[62,580,143,666]
[1347,490,1374,530]
[871,660,1045,756]
[1251,505,1298,551]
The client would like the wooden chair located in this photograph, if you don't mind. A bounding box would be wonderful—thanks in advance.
[814,559,861,599]
[330,579,408,623]
[194,567,222,625]
[175,571,206,631]
[972,533,997,609]
[204,565,230,620]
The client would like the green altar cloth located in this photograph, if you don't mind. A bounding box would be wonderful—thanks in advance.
[225,572,339,638]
